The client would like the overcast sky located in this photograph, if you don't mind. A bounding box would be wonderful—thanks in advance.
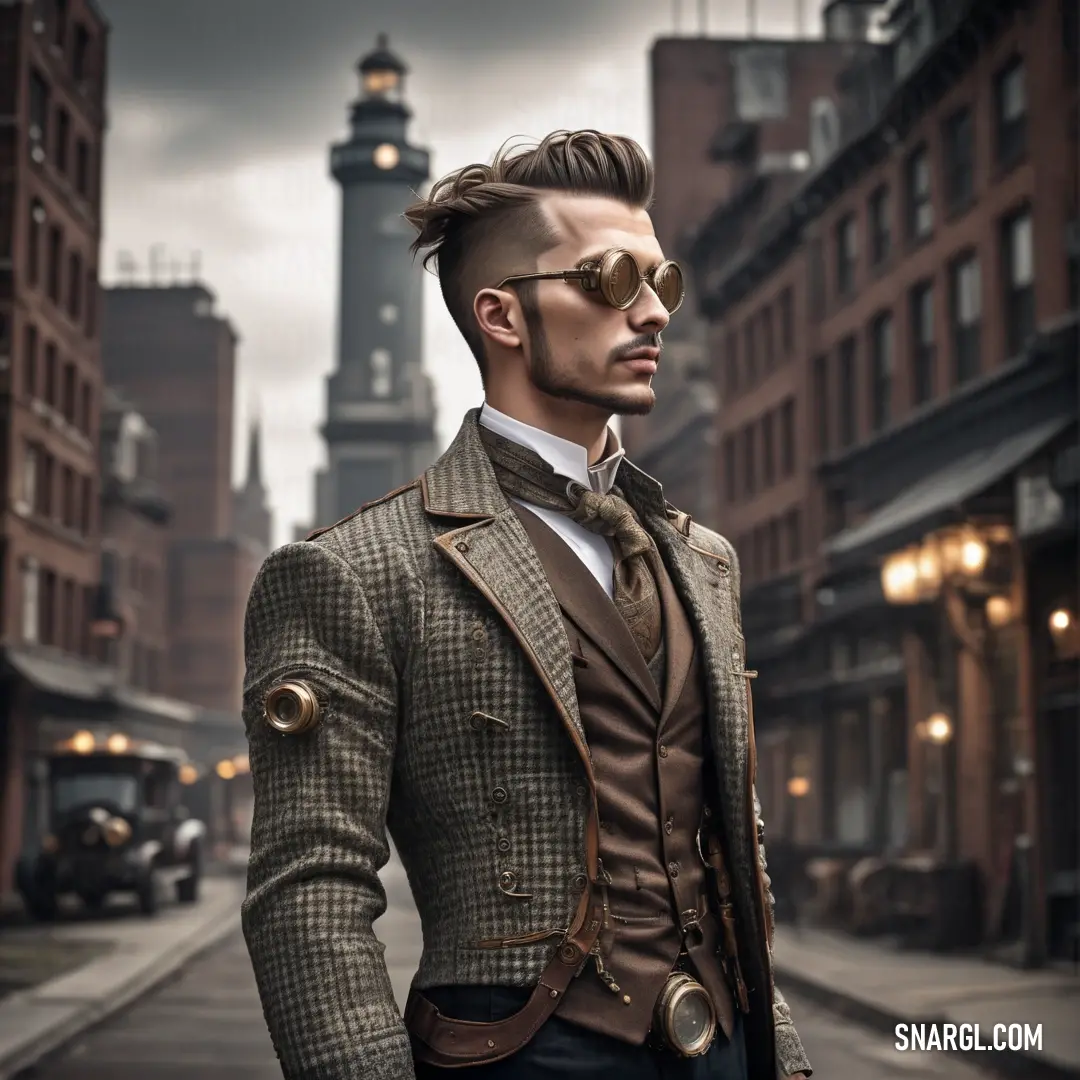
[97,0,825,545]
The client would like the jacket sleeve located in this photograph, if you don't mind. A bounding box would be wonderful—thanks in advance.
[240,539,414,1080]
[754,786,813,1077]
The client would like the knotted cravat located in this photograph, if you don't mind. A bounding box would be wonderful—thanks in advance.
[479,425,664,662]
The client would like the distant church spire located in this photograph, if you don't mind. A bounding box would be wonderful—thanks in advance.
[243,414,264,491]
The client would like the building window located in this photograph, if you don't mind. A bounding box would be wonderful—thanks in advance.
[724,330,739,398]
[43,342,57,405]
[910,281,935,405]
[1001,207,1035,358]
[75,138,90,196]
[995,58,1026,166]
[61,466,75,528]
[369,348,392,397]
[85,266,97,335]
[838,336,857,448]
[61,578,76,654]
[812,354,829,457]
[723,436,737,504]
[942,106,974,211]
[73,23,90,83]
[779,398,795,477]
[742,423,756,498]
[28,199,44,286]
[743,320,757,384]
[825,488,847,536]
[29,68,49,150]
[869,185,891,266]
[22,559,40,644]
[79,381,92,433]
[762,411,776,486]
[905,145,933,240]
[779,288,793,357]
[950,253,982,385]
[835,214,857,296]
[47,224,62,302]
[808,237,825,321]
[80,475,93,534]
[67,250,82,319]
[23,323,38,398]
[785,508,802,563]
[869,311,894,433]
[53,0,68,48]
[21,442,38,510]
[55,106,70,173]
[761,306,775,372]
[61,360,76,423]
[40,569,57,646]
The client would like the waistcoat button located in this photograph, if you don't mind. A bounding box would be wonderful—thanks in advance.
[664,817,674,834]
[668,861,680,879]
[499,871,517,891]
[456,542,469,553]
[472,628,485,640]
[571,873,588,892]
[658,744,669,758]
[491,787,508,804]
[496,837,511,853]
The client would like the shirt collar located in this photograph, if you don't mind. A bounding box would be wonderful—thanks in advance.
[479,402,625,495]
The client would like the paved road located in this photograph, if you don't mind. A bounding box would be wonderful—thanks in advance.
[29,855,994,1079]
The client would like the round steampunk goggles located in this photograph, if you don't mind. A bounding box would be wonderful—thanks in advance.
[653,970,717,1057]
[497,248,685,313]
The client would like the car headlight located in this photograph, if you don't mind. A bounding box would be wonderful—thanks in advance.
[102,817,132,846]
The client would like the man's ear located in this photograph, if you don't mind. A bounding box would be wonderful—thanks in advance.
[474,288,524,352]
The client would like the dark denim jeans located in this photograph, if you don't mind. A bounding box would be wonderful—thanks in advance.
[412,985,748,1080]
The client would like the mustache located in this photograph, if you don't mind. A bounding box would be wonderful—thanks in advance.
[611,332,663,360]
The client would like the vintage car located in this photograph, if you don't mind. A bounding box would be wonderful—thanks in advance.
[16,739,207,919]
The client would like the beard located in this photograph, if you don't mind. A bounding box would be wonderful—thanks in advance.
[522,302,659,417]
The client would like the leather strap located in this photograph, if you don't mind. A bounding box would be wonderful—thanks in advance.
[405,815,604,1067]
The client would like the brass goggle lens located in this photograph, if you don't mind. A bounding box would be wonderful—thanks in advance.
[586,250,684,313]
[264,681,321,735]
[654,971,716,1057]
[498,249,685,314]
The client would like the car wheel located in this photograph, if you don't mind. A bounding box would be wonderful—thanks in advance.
[137,872,159,916]
[176,848,201,904]
[26,891,58,922]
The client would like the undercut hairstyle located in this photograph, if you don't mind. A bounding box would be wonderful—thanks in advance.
[403,129,655,380]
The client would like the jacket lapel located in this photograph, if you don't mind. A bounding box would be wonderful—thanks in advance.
[508,501,662,713]
[423,411,585,749]
[654,561,694,726]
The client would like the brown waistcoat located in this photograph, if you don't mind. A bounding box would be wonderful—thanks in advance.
[511,504,735,1046]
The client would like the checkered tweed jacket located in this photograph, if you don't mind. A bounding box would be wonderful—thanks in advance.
[241,409,811,1080]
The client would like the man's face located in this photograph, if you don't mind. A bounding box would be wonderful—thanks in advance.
[517,194,672,418]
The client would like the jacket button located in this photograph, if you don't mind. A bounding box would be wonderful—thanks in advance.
[456,542,469,553]
[658,744,669,758]
[499,871,517,892]
[558,943,581,965]
[470,713,484,730]
[576,784,587,798]
[571,873,588,892]
[667,861,680,879]
[472,628,485,640]
[491,787,508,805]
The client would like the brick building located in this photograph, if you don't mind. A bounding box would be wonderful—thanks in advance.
[685,0,1078,962]
[97,388,170,691]
[623,15,880,525]
[101,284,266,713]
[0,0,110,893]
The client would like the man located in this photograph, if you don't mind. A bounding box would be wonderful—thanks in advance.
[241,129,812,1080]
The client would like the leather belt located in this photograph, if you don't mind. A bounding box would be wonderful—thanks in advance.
[405,814,604,1068]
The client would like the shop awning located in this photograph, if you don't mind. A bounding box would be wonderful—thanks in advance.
[1,647,110,701]
[825,413,1074,561]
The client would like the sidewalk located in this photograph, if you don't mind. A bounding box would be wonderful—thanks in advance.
[773,923,1080,1079]
[0,873,245,1080]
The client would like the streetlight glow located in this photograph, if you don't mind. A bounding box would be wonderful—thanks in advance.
[1049,609,1072,633]
[925,712,953,744]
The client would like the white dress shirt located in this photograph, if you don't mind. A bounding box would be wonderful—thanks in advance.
[479,403,624,599]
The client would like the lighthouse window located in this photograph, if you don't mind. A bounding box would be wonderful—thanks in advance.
[370,348,392,397]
